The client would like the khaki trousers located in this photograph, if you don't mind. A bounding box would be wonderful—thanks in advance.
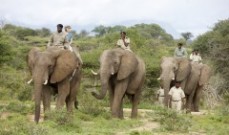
[158,97,164,106]
[171,101,182,112]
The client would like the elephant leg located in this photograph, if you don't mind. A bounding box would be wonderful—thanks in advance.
[109,89,114,112]
[186,89,196,113]
[112,79,128,118]
[109,79,115,112]
[56,79,70,109]
[118,97,124,119]
[131,92,140,118]
[193,86,203,112]
[66,80,80,112]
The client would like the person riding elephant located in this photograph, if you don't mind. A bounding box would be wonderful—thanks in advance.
[158,57,211,112]
[91,48,145,118]
[47,24,66,49]
[27,46,82,123]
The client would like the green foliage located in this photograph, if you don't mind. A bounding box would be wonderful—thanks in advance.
[153,107,192,132]
[0,115,49,135]
[181,32,193,41]
[92,25,126,36]
[0,66,32,101]
[0,31,13,65]
[36,27,51,37]
[131,23,173,42]
[45,109,74,125]
[79,90,109,117]
[5,100,33,114]
[192,19,229,96]
[192,114,229,135]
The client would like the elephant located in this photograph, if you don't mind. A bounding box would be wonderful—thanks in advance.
[27,46,82,123]
[158,57,211,112]
[91,48,146,118]
[185,62,211,112]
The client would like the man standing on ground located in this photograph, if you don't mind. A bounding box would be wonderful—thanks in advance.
[168,82,186,112]
[174,43,188,58]
[47,24,66,49]
[156,86,165,106]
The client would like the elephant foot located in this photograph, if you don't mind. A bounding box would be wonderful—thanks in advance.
[112,113,121,119]
[193,108,200,112]
[131,113,138,119]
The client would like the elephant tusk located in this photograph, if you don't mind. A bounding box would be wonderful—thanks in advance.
[91,70,98,75]
[157,77,161,81]
[111,72,114,75]
[43,80,48,85]
[27,78,33,84]
[172,77,175,80]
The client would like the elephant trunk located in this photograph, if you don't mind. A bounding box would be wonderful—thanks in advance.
[163,78,172,107]
[34,80,42,123]
[92,72,109,100]
[33,67,47,123]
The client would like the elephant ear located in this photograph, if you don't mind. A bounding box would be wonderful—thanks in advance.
[50,50,77,83]
[199,64,211,86]
[117,52,138,80]
[175,58,191,82]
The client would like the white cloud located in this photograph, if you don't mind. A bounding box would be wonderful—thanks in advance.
[0,0,228,38]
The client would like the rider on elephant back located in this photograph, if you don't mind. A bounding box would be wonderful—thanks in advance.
[116,31,132,52]
[47,24,66,49]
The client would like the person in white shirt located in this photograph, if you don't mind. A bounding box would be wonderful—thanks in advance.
[190,49,202,63]
[156,86,165,106]
[168,82,186,112]
[116,31,131,51]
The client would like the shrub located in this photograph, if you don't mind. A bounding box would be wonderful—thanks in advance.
[154,107,192,132]
[79,91,108,117]
[0,66,32,101]
[0,115,48,135]
[0,31,13,65]
[45,109,74,126]
[5,100,33,114]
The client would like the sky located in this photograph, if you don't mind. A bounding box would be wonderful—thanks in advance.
[0,0,228,39]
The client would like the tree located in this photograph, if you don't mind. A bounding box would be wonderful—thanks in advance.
[37,27,51,37]
[0,31,13,65]
[92,25,107,36]
[79,30,89,38]
[181,32,193,41]
[0,17,6,31]
[192,19,229,99]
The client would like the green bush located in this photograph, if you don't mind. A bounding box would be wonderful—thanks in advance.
[0,32,13,65]
[45,109,74,125]
[153,107,192,132]
[79,91,109,117]
[0,115,48,135]
[5,100,33,114]
[0,66,32,101]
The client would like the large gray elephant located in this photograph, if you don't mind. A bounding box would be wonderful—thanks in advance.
[185,63,211,112]
[158,57,211,111]
[91,48,146,118]
[27,46,82,123]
